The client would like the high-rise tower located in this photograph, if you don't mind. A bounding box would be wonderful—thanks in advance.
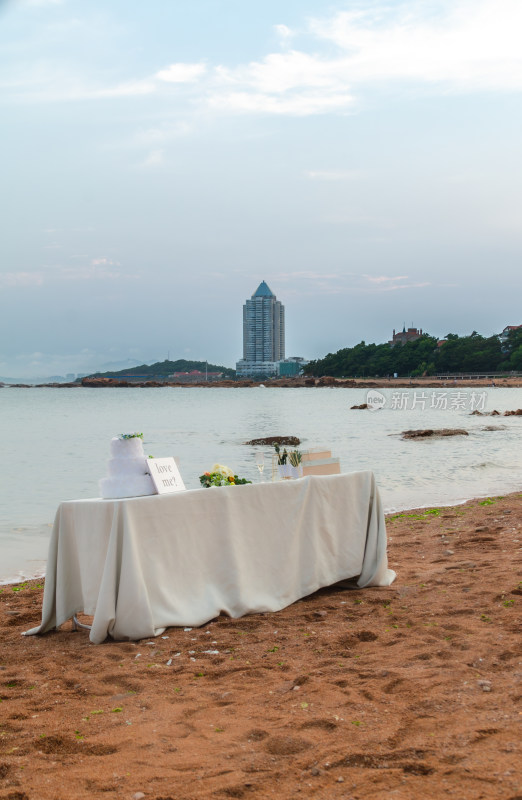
[236,281,285,377]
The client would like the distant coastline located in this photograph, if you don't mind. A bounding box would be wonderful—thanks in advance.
[3,376,522,389]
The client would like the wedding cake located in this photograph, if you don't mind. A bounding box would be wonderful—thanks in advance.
[99,434,156,499]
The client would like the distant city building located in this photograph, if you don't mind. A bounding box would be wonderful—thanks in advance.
[236,360,279,379]
[236,281,285,378]
[278,357,309,377]
[389,326,423,347]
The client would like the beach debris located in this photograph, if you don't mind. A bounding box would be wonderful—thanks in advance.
[401,428,469,439]
[244,435,301,446]
[202,649,219,655]
[166,659,172,666]
[184,627,193,632]
[133,793,146,800]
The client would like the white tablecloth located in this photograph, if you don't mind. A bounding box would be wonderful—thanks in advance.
[25,471,395,644]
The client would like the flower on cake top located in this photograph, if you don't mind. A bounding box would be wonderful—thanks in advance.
[210,463,234,478]
[118,433,144,440]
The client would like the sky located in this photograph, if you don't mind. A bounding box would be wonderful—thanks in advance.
[1,0,521,377]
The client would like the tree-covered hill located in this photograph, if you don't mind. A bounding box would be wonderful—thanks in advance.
[305,328,522,378]
[88,359,236,379]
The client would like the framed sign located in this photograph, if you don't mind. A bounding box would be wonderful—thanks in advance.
[148,458,186,494]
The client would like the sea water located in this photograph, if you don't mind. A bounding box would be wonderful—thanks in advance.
[1,385,521,583]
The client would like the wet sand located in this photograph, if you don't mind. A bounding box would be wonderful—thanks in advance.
[1,492,521,799]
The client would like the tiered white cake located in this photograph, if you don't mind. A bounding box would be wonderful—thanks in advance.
[99,435,155,499]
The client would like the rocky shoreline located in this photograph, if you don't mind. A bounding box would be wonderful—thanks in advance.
[2,375,522,389]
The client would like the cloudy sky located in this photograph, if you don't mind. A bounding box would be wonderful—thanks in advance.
[1,0,521,377]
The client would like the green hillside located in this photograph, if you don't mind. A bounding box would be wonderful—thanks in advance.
[89,359,236,379]
[305,328,522,378]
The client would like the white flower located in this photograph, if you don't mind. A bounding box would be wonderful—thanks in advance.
[211,463,234,478]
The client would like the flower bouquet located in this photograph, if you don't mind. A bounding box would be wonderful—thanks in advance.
[199,463,252,488]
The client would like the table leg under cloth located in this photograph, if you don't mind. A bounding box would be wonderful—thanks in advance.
[25,471,396,644]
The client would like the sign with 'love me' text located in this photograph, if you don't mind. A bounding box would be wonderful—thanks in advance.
[148,458,186,494]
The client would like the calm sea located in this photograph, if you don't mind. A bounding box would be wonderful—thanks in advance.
[1,386,521,583]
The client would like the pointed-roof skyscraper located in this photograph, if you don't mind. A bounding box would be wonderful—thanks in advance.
[236,281,285,377]
[252,280,275,298]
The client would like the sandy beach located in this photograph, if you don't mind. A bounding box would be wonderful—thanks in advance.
[1,493,521,800]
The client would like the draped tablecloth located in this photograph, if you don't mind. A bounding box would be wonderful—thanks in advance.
[25,471,396,644]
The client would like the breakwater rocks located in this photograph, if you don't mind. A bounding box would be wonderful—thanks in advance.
[471,409,522,416]
[401,428,469,439]
[245,436,301,446]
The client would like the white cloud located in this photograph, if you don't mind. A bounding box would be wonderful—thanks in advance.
[90,257,120,267]
[305,170,363,181]
[203,1,522,116]
[277,271,346,281]
[5,0,522,115]
[219,50,343,94]
[0,272,44,287]
[141,149,164,167]
[156,63,207,83]
[0,258,133,288]
[274,24,294,44]
[365,275,409,284]
[310,0,522,92]
[90,80,156,99]
[377,281,431,292]
[208,89,353,116]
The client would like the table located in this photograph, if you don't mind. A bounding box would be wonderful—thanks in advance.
[25,471,396,644]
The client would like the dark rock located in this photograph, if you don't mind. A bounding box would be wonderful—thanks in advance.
[316,376,339,386]
[401,428,469,439]
[245,436,301,446]
[503,408,522,416]
[351,403,368,409]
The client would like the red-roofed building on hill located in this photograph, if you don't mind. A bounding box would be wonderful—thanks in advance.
[499,325,522,344]
[389,326,423,346]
